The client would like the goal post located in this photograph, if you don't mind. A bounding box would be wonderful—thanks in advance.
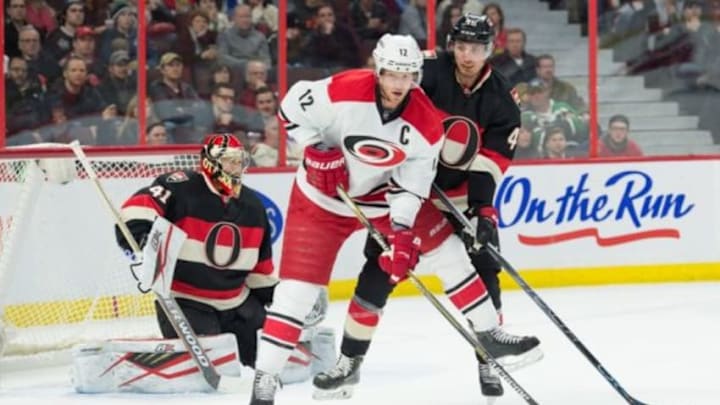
[0,144,200,364]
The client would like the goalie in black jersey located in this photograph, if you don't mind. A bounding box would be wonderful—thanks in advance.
[74,134,335,394]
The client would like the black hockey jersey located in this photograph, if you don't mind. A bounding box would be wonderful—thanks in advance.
[421,51,521,210]
[117,170,277,310]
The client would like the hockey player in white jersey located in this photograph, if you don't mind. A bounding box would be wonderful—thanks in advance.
[248,34,445,405]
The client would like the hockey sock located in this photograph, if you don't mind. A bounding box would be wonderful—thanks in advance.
[256,280,320,375]
[341,296,383,357]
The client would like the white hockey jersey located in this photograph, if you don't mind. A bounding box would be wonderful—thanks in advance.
[279,69,444,227]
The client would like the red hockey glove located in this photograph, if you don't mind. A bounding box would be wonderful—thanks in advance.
[379,229,421,284]
[304,143,349,197]
[464,206,499,254]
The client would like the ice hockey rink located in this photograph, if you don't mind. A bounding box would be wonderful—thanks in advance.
[1,281,718,405]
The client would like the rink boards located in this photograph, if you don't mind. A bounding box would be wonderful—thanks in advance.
[1,157,719,318]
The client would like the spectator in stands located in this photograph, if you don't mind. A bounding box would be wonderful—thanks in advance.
[482,3,507,56]
[18,25,62,85]
[247,0,278,34]
[196,83,250,136]
[60,26,105,85]
[25,0,56,38]
[436,4,462,49]
[236,59,275,107]
[535,54,586,112]
[146,121,170,145]
[5,0,28,58]
[632,0,708,87]
[304,3,362,69]
[350,0,392,42]
[541,125,570,160]
[514,114,542,160]
[175,9,219,98]
[489,28,537,86]
[98,0,137,64]
[251,117,279,167]
[5,56,49,141]
[44,56,116,143]
[697,0,720,143]
[609,0,656,64]
[522,78,588,147]
[207,62,240,95]
[46,0,87,60]
[148,52,205,143]
[398,0,427,47]
[115,95,157,144]
[598,114,643,157]
[97,50,137,116]
[218,4,271,70]
[268,12,309,66]
[246,86,277,131]
[198,0,231,32]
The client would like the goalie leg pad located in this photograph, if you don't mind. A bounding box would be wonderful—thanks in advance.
[71,334,242,394]
[280,326,337,385]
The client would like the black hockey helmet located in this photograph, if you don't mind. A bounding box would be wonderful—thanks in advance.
[447,13,494,48]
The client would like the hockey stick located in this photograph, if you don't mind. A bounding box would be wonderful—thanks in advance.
[69,141,224,391]
[431,183,648,405]
[336,185,539,405]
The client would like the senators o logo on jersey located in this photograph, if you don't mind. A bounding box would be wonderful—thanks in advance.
[343,136,407,167]
[205,222,242,268]
[440,116,482,170]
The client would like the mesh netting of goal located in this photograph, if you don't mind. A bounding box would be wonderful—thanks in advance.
[0,144,200,357]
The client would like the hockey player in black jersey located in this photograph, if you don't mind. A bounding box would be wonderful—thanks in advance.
[423,13,542,396]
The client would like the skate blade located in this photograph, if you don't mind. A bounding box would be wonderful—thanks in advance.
[497,347,544,372]
[312,385,355,400]
[486,396,499,405]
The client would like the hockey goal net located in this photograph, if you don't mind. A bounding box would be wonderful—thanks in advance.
[0,144,200,364]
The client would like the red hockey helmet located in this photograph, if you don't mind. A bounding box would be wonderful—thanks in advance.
[200,134,249,196]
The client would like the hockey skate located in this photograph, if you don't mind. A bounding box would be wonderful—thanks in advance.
[478,361,503,404]
[250,370,280,405]
[476,327,543,371]
[312,354,364,400]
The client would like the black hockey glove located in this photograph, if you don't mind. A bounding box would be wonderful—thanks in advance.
[463,206,499,254]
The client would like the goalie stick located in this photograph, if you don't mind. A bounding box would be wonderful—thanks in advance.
[336,185,538,405]
[69,141,231,392]
[431,183,648,405]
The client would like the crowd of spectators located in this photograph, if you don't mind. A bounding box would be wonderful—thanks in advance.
[3,0,655,165]
[599,0,720,144]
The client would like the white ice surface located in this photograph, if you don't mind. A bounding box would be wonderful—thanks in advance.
[2,281,719,405]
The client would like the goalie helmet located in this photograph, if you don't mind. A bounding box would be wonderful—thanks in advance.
[200,134,249,196]
[372,34,424,83]
[447,13,494,55]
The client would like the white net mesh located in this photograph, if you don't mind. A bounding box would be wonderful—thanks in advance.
[0,146,200,358]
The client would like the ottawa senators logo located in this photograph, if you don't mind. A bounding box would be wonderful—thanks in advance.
[343,135,407,168]
[440,116,482,170]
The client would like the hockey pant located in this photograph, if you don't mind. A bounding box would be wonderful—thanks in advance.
[155,296,266,367]
[341,231,500,358]
[254,187,456,376]
[445,212,503,312]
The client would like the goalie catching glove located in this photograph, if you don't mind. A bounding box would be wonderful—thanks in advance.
[129,216,187,297]
[304,143,349,197]
[378,228,421,284]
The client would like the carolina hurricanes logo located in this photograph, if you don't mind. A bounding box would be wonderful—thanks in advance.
[440,115,482,169]
[343,136,407,167]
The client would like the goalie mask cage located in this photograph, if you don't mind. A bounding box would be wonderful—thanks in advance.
[0,144,200,368]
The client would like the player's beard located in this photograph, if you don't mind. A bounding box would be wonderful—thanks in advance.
[379,87,407,110]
